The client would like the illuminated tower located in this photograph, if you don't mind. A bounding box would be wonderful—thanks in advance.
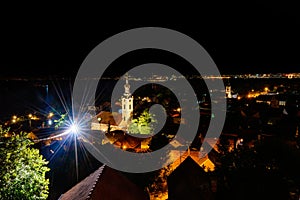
[120,73,133,129]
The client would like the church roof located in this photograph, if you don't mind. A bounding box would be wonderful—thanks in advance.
[96,111,121,126]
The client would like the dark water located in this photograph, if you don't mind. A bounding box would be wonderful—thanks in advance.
[0,80,47,119]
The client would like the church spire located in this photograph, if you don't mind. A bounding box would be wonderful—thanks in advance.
[124,73,131,97]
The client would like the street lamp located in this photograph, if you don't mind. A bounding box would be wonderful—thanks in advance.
[11,115,17,123]
[28,114,33,128]
[48,112,54,118]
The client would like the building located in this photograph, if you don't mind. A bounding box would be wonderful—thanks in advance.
[225,85,232,98]
[255,94,287,108]
[167,150,216,172]
[167,156,214,200]
[91,111,122,132]
[91,73,133,131]
[58,165,148,200]
[118,73,133,130]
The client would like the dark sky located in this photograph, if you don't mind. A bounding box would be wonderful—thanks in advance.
[1,2,300,78]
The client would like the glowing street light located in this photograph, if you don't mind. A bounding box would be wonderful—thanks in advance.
[264,87,269,92]
[11,115,17,123]
[48,112,54,118]
[48,119,53,126]
[69,123,80,135]
[28,114,33,128]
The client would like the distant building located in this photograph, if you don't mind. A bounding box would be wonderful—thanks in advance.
[256,94,287,108]
[225,85,232,98]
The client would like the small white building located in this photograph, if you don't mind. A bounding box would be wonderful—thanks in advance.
[226,85,232,98]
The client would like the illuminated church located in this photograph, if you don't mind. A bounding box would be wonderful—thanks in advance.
[91,74,133,132]
[119,73,133,129]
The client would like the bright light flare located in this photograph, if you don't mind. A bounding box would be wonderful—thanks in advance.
[69,123,80,135]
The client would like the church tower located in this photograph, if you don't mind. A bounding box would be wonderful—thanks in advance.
[120,73,133,129]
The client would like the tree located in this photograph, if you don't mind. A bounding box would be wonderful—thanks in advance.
[54,113,66,129]
[147,166,171,197]
[128,109,157,135]
[0,126,50,200]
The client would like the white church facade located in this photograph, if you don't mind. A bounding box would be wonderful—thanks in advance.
[119,73,133,129]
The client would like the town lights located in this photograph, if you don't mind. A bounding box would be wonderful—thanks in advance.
[11,115,17,123]
[264,87,269,92]
[48,119,53,126]
[48,112,54,118]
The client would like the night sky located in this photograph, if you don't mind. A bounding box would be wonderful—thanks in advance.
[1,2,300,78]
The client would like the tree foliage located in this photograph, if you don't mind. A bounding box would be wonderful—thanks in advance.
[54,113,66,129]
[147,166,171,196]
[128,109,157,135]
[0,126,50,200]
